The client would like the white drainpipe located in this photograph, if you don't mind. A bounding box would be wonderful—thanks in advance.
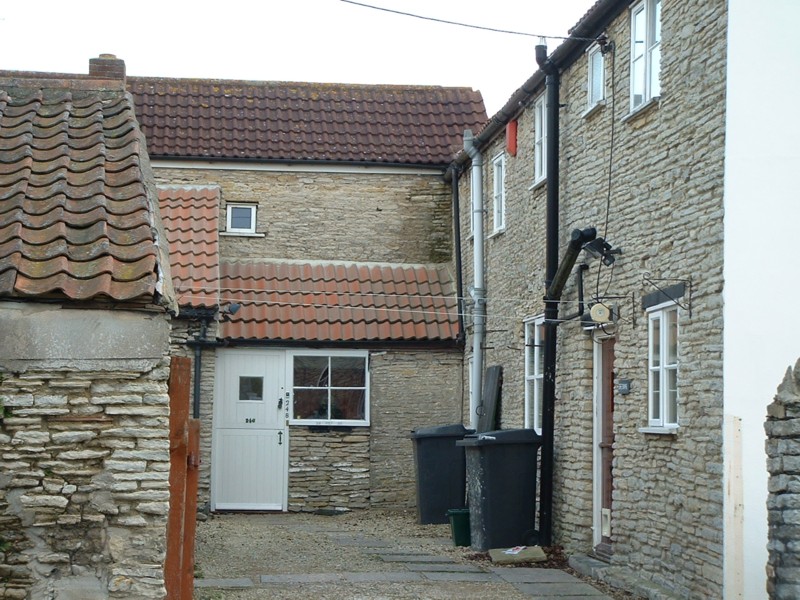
[464,130,485,430]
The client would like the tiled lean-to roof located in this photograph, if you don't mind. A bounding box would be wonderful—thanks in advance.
[220,260,459,343]
[127,78,487,166]
[0,72,176,309]
[158,185,220,309]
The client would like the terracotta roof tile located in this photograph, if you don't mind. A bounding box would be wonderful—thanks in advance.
[0,78,175,308]
[127,78,487,166]
[220,259,459,343]
[157,185,220,309]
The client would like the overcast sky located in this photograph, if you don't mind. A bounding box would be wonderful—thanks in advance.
[1,0,596,115]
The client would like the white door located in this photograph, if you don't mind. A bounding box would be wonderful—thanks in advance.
[212,349,288,510]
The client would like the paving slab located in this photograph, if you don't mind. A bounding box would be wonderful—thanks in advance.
[513,581,611,597]
[259,573,340,584]
[421,571,501,583]
[405,562,485,572]
[328,535,392,547]
[361,548,421,555]
[194,578,253,588]
[378,554,454,563]
[493,567,583,583]
[342,571,425,583]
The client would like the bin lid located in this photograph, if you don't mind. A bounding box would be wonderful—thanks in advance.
[456,428,542,446]
[410,423,475,439]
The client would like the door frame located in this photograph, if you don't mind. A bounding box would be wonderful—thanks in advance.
[592,332,615,553]
[211,348,289,511]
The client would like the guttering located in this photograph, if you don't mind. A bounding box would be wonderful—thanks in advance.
[464,129,485,431]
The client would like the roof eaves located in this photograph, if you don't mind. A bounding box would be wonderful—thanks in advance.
[446,0,631,179]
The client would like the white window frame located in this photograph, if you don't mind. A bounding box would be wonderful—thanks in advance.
[226,203,257,234]
[587,44,605,108]
[630,0,661,111]
[524,315,545,434]
[492,153,506,233]
[288,349,370,427]
[647,302,678,428]
[533,95,547,184]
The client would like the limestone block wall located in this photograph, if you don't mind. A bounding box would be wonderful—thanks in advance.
[766,360,800,600]
[168,319,217,509]
[0,359,172,600]
[458,0,726,596]
[152,166,452,265]
[287,428,370,512]
[369,350,464,509]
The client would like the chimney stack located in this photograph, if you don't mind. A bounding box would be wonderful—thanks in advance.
[89,54,126,81]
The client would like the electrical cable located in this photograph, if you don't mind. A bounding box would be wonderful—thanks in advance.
[339,0,600,42]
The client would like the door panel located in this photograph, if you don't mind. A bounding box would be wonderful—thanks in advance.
[593,337,615,559]
[212,350,287,511]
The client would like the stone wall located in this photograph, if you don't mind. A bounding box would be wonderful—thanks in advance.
[0,358,172,600]
[766,360,800,600]
[152,166,452,265]
[458,0,727,597]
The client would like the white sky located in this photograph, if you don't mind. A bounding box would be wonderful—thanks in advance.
[1,0,596,115]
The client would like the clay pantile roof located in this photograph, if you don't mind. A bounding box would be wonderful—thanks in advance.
[0,74,176,310]
[220,259,459,343]
[127,78,487,166]
[158,185,219,309]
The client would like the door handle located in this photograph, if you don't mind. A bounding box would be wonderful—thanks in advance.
[278,431,283,445]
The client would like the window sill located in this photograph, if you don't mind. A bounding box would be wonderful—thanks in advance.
[638,426,678,436]
[220,231,266,238]
[622,96,661,123]
[488,227,506,239]
[582,100,605,120]
[528,177,547,192]
[289,420,369,428]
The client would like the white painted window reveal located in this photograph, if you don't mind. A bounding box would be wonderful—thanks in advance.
[289,350,369,426]
[533,95,547,184]
[587,44,605,108]
[492,153,506,233]
[647,303,678,428]
[524,316,545,434]
[630,0,661,110]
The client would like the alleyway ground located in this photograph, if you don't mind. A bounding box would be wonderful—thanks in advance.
[193,510,633,599]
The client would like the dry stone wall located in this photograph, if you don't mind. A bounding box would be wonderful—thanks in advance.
[0,359,172,600]
[766,360,800,600]
[458,0,726,597]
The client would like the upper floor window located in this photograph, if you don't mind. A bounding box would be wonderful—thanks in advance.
[290,351,369,426]
[630,0,661,110]
[226,203,257,234]
[524,316,545,434]
[647,302,678,428]
[587,44,605,108]
[533,95,547,184]
[492,153,506,233]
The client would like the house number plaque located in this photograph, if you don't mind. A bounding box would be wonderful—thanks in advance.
[245,418,256,423]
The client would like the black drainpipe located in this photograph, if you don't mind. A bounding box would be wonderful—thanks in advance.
[192,318,211,419]
[537,41,560,547]
[451,166,466,345]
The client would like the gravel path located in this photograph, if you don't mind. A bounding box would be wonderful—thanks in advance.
[193,509,631,599]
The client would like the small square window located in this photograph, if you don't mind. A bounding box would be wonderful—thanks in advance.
[226,204,257,234]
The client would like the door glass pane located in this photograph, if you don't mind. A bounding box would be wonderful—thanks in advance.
[293,389,328,420]
[331,389,366,420]
[239,376,263,401]
[330,356,365,387]
[294,356,328,387]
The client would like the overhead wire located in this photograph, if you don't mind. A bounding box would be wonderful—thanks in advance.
[339,0,600,42]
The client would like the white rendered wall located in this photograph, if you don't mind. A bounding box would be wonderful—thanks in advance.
[723,2,800,597]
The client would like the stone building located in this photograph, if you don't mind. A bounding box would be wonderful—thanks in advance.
[449,0,800,597]
[126,75,487,513]
[0,62,177,598]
